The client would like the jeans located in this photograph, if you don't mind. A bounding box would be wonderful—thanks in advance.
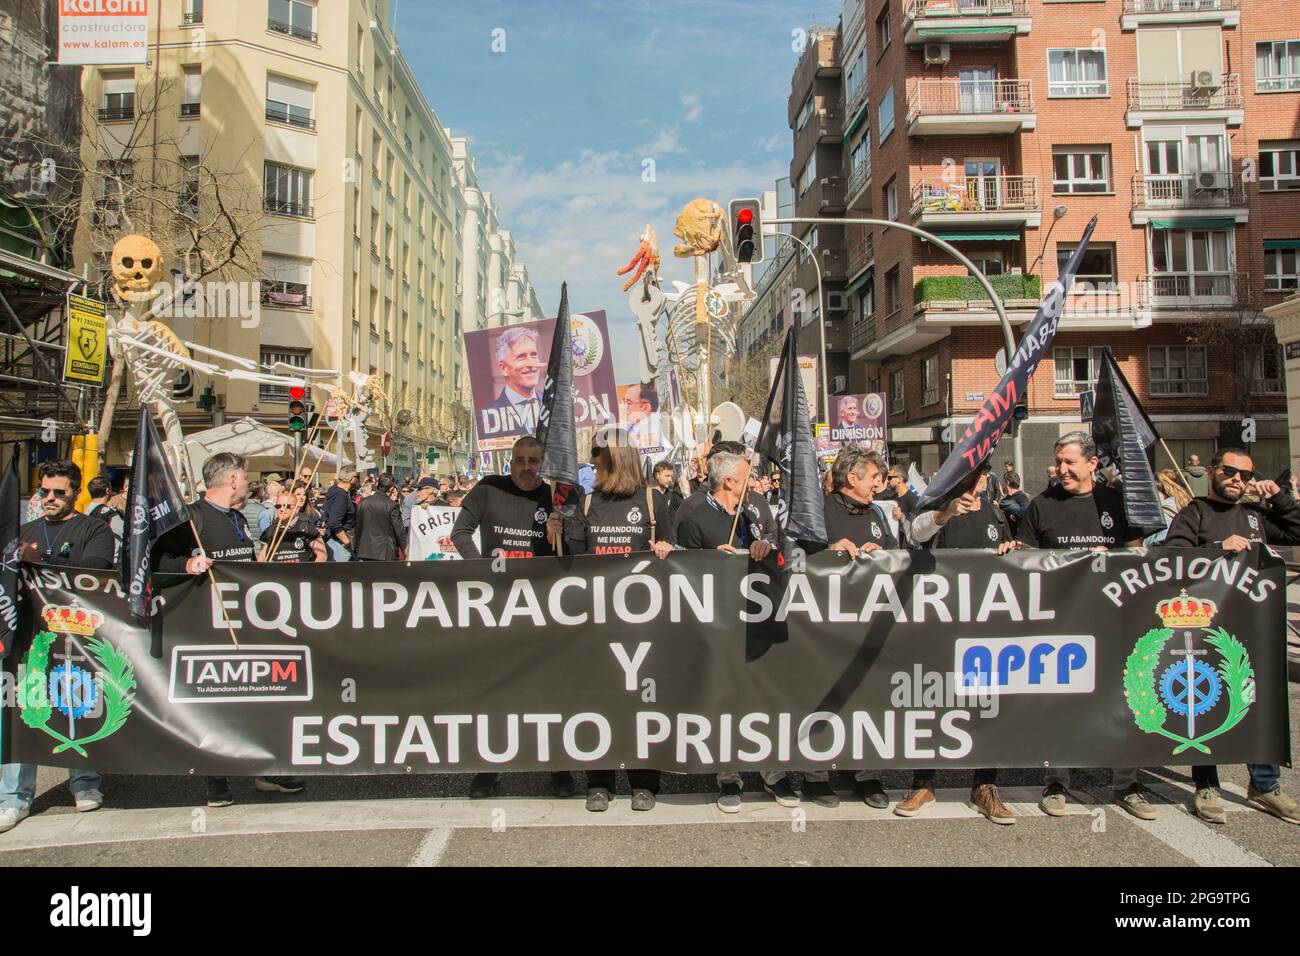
[1192,764,1280,794]
[326,539,352,562]
[0,763,102,812]
[717,770,787,788]
[803,769,883,784]
[1045,767,1138,792]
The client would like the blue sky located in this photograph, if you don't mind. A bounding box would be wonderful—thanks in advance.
[400,0,840,384]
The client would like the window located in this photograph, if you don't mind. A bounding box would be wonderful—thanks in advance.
[1152,228,1234,293]
[259,347,310,402]
[809,226,819,250]
[1052,146,1110,193]
[1260,142,1300,191]
[1053,347,1104,398]
[268,0,317,42]
[886,266,901,314]
[796,93,813,132]
[1248,344,1284,395]
[1148,345,1208,396]
[921,354,940,406]
[797,154,817,196]
[850,137,869,176]
[1048,49,1108,97]
[967,251,1005,277]
[260,255,311,308]
[846,44,866,102]
[99,71,134,121]
[263,162,312,217]
[266,75,315,130]
[180,67,201,116]
[878,87,895,142]
[878,6,891,53]
[889,369,904,415]
[885,177,897,220]
[1265,244,1300,291]
[1256,40,1300,93]
[183,0,203,25]
[1058,243,1117,289]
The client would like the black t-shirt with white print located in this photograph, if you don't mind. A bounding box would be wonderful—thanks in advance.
[820,491,898,551]
[1016,483,1134,549]
[259,517,321,562]
[565,489,671,556]
[933,497,1010,550]
[450,475,553,559]
[154,498,258,571]
[1163,491,1300,548]
[675,493,763,551]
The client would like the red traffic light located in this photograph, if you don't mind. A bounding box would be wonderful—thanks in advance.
[737,208,753,224]
[289,386,306,400]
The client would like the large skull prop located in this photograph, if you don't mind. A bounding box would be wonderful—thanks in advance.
[110,234,164,302]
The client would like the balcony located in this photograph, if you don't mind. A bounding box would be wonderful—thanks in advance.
[906,78,1035,136]
[1121,0,1240,30]
[263,198,313,219]
[844,81,870,132]
[1130,173,1248,225]
[97,105,134,122]
[848,230,875,279]
[851,315,878,354]
[267,18,317,43]
[260,289,312,310]
[1125,75,1243,127]
[1138,272,1248,308]
[911,175,1040,228]
[847,158,873,206]
[180,102,200,118]
[265,105,316,131]
[915,272,1041,306]
[903,0,1032,46]
[813,108,842,143]
[791,32,840,104]
[819,248,847,279]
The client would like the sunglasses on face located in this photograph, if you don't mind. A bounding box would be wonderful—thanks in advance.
[37,488,70,498]
[1218,464,1257,482]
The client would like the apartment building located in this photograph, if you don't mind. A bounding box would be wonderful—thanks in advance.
[74,0,482,476]
[766,0,1298,483]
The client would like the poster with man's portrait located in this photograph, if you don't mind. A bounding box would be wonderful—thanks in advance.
[616,382,665,455]
[828,393,888,451]
[463,311,617,451]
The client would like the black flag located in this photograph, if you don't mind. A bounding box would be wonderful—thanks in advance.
[916,216,1099,512]
[1093,347,1164,535]
[122,407,189,620]
[535,283,581,516]
[0,444,21,658]
[755,325,826,547]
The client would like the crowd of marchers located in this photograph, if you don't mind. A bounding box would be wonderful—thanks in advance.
[2,429,1297,835]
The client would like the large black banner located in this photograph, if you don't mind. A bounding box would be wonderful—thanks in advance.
[1,549,1290,775]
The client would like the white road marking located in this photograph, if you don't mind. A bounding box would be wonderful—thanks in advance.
[408,827,450,867]
[1080,787,1271,868]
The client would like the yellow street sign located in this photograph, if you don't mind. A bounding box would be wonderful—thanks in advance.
[63,293,107,385]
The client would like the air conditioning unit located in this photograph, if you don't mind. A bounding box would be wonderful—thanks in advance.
[923,43,950,66]
[1190,69,1221,91]
[1196,171,1229,190]
[832,374,848,393]
[826,291,848,312]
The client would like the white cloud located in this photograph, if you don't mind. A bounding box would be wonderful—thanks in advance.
[636,125,687,157]
[755,132,787,153]
[680,92,703,123]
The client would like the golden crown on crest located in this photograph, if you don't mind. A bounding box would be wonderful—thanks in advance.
[1156,589,1217,629]
[41,604,104,636]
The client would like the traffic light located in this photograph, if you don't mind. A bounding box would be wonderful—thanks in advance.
[729,197,764,265]
[288,386,307,432]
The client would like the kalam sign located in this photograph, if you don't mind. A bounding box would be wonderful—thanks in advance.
[58,0,150,66]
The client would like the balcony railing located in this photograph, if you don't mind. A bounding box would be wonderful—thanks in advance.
[263,198,313,218]
[820,249,847,278]
[813,108,842,140]
[848,230,875,276]
[1126,74,1242,112]
[97,105,134,122]
[911,175,1039,217]
[1258,74,1300,93]
[851,316,877,352]
[1122,0,1237,12]
[847,158,872,200]
[265,105,316,130]
[1139,272,1248,302]
[267,18,317,42]
[260,289,312,309]
[1131,173,1245,209]
[907,78,1034,121]
[818,177,847,209]
[845,81,869,126]
[182,11,203,25]
[907,0,1028,18]
[180,102,201,117]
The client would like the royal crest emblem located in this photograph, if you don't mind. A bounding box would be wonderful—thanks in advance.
[1123,590,1254,755]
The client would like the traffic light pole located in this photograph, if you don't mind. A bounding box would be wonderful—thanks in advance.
[768,216,1022,479]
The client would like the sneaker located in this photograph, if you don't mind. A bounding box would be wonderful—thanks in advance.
[970,784,1016,825]
[469,772,499,799]
[550,771,576,799]
[853,778,889,809]
[1248,786,1300,825]
[630,789,656,812]
[1116,783,1158,821]
[763,777,801,808]
[717,782,743,813]
[254,775,306,795]
[205,777,235,808]
[73,790,104,813]
[1039,782,1070,817]
[803,779,840,808]
[1194,787,1227,825]
[894,780,936,817]
[0,807,29,833]
[585,787,611,812]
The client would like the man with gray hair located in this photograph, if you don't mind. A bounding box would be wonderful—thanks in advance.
[1000,430,1150,820]
[489,326,543,412]
[322,466,358,560]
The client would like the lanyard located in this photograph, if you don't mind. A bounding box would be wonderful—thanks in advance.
[41,518,73,557]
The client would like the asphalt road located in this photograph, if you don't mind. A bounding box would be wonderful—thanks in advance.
[2,684,1296,867]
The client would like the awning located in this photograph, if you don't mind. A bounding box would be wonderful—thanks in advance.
[1150,218,1235,230]
[925,230,1021,242]
[844,266,874,297]
[917,26,1015,35]
[1264,239,1300,251]
[844,100,870,140]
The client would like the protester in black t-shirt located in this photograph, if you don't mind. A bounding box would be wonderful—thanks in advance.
[650,461,683,518]
[84,475,124,562]
[154,452,306,807]
[998,471,1030,536]
[880,467,918,516]
[550,428,670,813]
[1163,447,1300,826]
[672,441,779,548]
[999,431,1149,821]
[2,460,114,834]
[259,492,326,562]
[451,437,554,561]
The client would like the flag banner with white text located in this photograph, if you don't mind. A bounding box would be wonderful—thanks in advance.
[1,549,1289,775]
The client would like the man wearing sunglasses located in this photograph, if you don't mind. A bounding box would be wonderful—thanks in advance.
[2,460,115,833]
[1164,446,1300,826]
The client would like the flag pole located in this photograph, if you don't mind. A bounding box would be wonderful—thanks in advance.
[186,517,240,649]
[1159,438,1192,493]
[549,479,564,556]
[727,455,754,548]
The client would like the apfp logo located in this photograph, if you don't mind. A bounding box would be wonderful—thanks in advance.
[954,636,1095,694]
[19,603,136,757]
[1124,590,1254,756]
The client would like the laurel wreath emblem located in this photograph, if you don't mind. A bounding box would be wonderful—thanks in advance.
[19,630,136,757]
